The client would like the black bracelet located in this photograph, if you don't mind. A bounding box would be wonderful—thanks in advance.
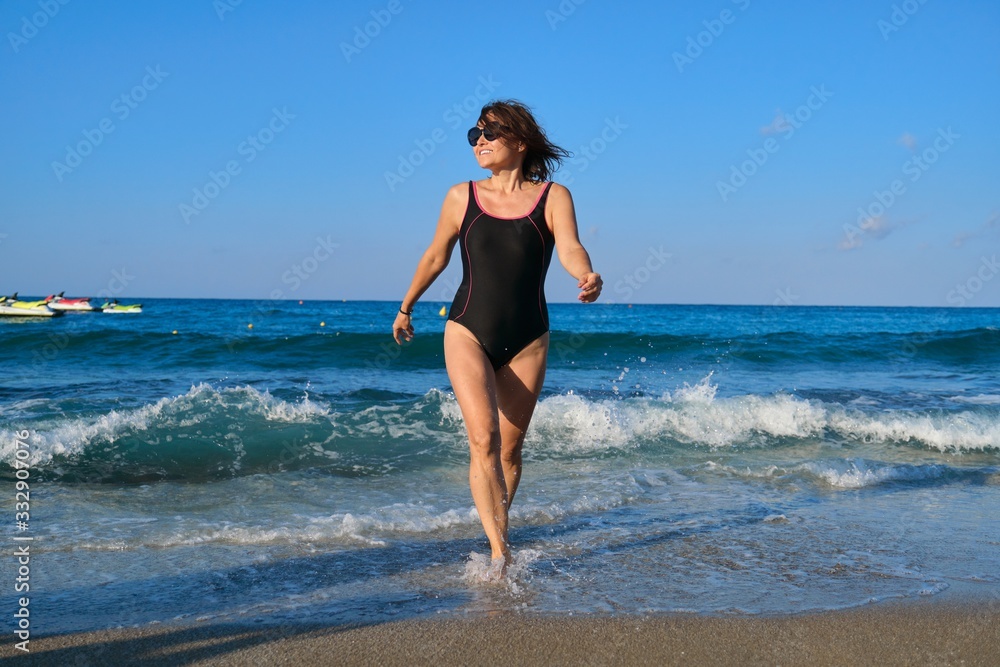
[399,307,412,316]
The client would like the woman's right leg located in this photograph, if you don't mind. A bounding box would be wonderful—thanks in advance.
[443,321,509,562]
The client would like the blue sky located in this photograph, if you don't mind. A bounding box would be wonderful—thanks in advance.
[2,0,998,306]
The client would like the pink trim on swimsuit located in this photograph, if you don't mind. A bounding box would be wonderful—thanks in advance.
[524,182,553,320]
[452,211,486,320]
[472,181,550,220]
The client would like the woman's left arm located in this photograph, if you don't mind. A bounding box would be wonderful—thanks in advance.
[549,183,602,303]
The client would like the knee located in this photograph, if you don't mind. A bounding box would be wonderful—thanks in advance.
[467,429,500,458]
[500,443,522,466]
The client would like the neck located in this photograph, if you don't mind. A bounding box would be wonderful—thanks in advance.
[487,167,528,193]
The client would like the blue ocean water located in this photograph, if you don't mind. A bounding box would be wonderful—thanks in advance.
[2,300,999,633]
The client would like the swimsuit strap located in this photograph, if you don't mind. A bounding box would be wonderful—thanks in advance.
[468,180,552,221]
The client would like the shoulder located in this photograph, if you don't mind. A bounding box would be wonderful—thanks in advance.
[442,181,471,209]
[545,182,575,212]
[445,181,471,200]
[546,182,573,202]
[437,182,470,233]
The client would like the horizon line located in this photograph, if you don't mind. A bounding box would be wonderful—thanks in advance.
[4,295,996,310]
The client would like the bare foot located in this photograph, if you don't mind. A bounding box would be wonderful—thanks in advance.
[487,556,508,581]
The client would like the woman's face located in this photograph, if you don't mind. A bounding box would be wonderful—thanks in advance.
[471,119,522,170]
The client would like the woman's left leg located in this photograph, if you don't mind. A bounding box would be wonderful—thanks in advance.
[495,333,549,508]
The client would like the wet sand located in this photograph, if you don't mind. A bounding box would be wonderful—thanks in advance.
[7,597,999,666]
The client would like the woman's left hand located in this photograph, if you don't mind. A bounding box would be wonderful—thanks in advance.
[577,272,603,303]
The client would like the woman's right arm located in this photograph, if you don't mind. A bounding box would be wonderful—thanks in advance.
[392,183,467,344]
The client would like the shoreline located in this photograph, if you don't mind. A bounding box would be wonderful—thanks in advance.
[8,594,998,666]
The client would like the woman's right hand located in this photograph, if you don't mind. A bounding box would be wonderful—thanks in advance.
[393,311,414,345]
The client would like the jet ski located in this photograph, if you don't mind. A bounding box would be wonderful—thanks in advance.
[46,292,97,312]
[100,299,143,313]
[0,293,62,317]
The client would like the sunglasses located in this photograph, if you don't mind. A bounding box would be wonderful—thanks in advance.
[467,123,510,146]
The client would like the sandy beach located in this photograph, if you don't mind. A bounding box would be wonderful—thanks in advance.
[7,595,998,666]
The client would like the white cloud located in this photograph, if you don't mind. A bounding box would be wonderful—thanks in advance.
[861,215,895,240]
[839,215,911,251]
[839,234,863,251]
[953,212,1000,248]
[897,132,917,152]
[760,109,791,136]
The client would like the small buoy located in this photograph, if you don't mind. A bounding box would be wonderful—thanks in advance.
[172,330,178,335]
[320,321,326,327]
[248,323,253,329]
[439,306,447,316]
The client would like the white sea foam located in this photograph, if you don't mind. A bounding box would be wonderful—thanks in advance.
[0,398,51,419]
[802,459,949,489]
[193,488,628,549]
[700,458,957,490]
[464,549,542,590]
[6,378,998,471]
[50,476,641,552]
[527,375,829,451]
[349,390,462,445]
[949,394,1000,405]
[825,408,1000,452]
[147,506,480,550]
[0,384,332,466]
[530,393,633,451]
[522,376,1000,453]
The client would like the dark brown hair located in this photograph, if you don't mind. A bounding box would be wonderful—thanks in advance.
[478,99,570,182]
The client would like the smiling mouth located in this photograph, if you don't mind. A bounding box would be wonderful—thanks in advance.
[478,149,493,155]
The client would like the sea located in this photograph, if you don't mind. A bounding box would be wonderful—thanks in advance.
[2,299,999,634]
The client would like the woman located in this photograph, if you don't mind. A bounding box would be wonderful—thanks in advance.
[392,99,602,571]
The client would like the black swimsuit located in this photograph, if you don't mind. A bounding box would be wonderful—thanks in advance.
[448,180,554,370]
